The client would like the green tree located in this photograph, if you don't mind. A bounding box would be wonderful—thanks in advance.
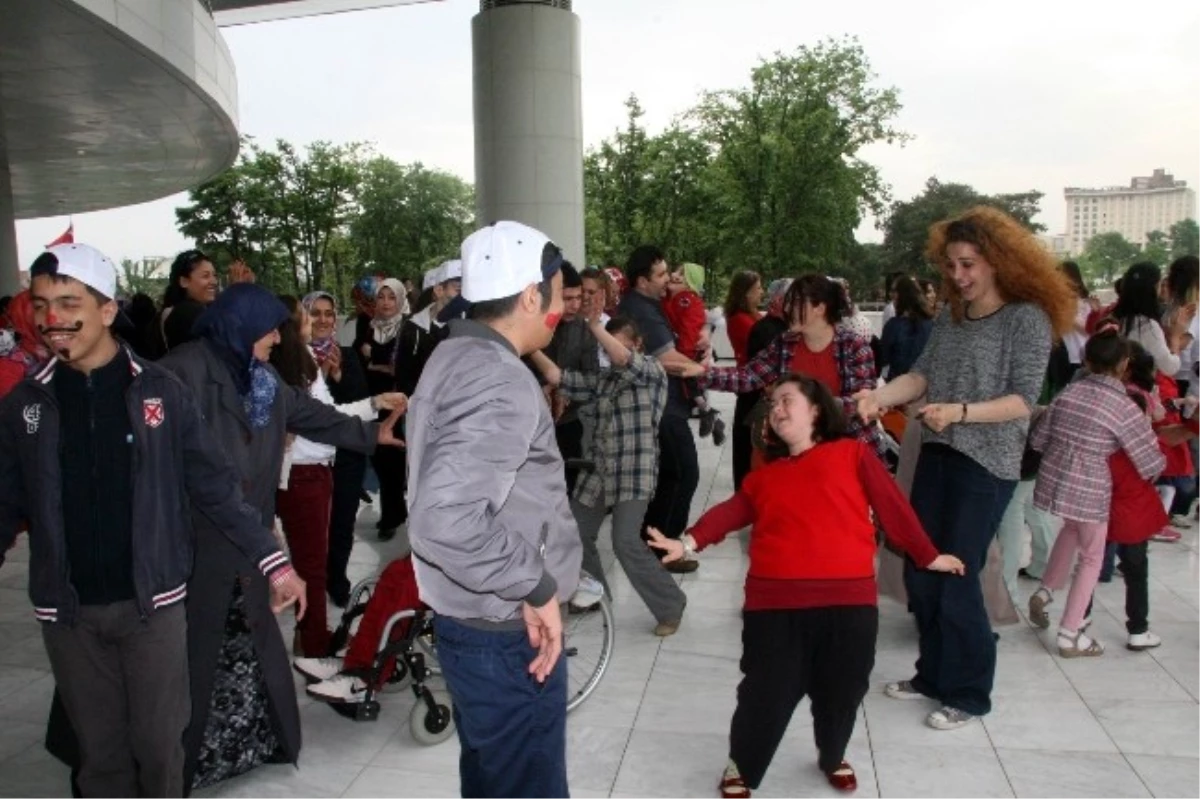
[1169,218,1199,260]
[880,177,1046,274]
[584,100,721,270]
[117,257,167,299]
[691,37,909,279]
[1141,230,1171,267]
[350,158,475,282]
[1079,232,1140,286]
[177,139,473,297]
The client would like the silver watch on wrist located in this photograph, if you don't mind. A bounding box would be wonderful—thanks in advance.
[681,534,697,560]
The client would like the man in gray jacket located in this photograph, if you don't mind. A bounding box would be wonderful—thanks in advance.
[407,221,583,798]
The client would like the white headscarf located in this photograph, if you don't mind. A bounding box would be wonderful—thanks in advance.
[371,278,409,344]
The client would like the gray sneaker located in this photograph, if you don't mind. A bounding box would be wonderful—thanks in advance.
[926,706,976,730]
[884,680,924,700]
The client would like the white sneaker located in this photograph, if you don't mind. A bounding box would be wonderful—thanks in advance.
[294,656,342,682]
[1127,631,1162,651]
[307,673,369,704]
[1169,514,1192,530]
[569,574,605,612]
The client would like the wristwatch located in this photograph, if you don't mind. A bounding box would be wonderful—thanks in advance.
[681,534,697,560]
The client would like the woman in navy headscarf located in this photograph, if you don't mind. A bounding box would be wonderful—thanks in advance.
[158,283,403,790]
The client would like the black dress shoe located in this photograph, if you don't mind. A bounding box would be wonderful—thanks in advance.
[378,527,398,542]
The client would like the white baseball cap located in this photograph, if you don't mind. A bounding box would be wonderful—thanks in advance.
[422,267,441,291]
[37,243,118,300]
[438,259,463,283]
[461,222,562,303]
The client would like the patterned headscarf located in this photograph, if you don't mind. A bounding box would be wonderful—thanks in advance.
[370,278,409,344]
[765,278,793,320]
[302,291,338,366]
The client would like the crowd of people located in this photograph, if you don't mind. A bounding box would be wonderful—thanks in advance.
[0,208,1196,798]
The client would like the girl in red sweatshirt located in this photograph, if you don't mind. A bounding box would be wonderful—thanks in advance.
[647,374,964,797]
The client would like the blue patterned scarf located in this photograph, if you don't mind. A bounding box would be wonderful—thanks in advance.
[243,360,278,429]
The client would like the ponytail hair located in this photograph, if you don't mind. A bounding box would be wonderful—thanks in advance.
[1083,318,1130,377]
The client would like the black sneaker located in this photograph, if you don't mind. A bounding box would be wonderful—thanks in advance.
[711,416,727,446]
[698,410,716,438]
[378,527,397,542]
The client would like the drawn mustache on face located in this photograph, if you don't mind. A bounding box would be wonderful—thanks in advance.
[38,322,85,335]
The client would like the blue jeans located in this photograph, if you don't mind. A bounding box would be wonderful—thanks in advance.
[433,616,569,798]
[905,445,1016,717]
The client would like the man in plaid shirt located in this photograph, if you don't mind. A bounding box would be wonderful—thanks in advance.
[531,315,689,636]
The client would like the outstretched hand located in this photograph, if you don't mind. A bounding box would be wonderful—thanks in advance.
[645,526,684,563]
[853,389,882,424]
[373,392,408,414]
[377,406,406,448]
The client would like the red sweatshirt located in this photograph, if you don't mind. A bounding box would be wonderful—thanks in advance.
[687,438,939,610]
[662,290,707,357]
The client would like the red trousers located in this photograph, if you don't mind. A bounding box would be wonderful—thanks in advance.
[277,464,333,656]
[345,556,423,685]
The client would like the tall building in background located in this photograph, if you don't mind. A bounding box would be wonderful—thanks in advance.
[1065,168,1197,253]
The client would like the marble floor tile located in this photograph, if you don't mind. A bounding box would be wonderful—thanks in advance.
[341,766,458,798]
[872,741,1014,798]
[995,748,1151,797]
[1125,753,1200,799]
[982,696,1119,754]
[1090,698,1200,759]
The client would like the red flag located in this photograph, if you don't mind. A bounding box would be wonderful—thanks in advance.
[46,222,74,248]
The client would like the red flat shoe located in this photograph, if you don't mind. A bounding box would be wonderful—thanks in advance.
[719,773,751,798]
[826,761,857,792]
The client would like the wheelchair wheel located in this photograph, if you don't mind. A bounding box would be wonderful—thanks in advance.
[379,659,411,694]
[409,688,455,746]
[564,594,614,713]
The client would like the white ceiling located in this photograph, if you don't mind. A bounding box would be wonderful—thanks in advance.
[0,0,239,219]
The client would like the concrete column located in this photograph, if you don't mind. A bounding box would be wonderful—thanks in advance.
[472,0,585,267]
[0,108,19,297]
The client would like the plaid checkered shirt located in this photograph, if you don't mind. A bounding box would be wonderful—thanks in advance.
[559,351,667,508]
[1031,373,1165,523]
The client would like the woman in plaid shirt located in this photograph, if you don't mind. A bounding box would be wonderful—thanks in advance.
[699,275,881,456]
[531,315,688,636]
[1028,324,1165,656]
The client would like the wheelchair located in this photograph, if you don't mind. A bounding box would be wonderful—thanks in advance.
[324,569,615,746]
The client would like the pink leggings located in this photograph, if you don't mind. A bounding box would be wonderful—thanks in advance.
[1040,517,1108,634]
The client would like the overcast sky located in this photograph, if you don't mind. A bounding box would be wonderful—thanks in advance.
[14,0,1200,268]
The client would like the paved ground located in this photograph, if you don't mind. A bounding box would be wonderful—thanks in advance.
[0,391,1197,797]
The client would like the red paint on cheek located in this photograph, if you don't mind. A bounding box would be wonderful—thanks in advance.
[543,312,562,331]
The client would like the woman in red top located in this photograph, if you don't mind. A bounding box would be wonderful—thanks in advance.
[648,375,963,797]
[700,274,881,455]
[723,270,765,489]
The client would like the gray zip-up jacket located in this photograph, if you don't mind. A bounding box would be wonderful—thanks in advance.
[406,320,582,627]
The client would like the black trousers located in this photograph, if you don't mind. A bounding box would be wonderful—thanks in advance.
[643,412,699,539]
[730,605,878,788]
[327,450,367,603]
[42,602,190,798]
[371,444,407,530]
[556,418,585,495]
[732,393,756,491]
[1085,541,1150,634]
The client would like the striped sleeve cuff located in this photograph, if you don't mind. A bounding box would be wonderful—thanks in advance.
[258,550,290,580]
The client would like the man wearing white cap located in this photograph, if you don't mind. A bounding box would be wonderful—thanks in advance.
[406,222,582,797]
[395,259,461,397]
[0,244,304,796]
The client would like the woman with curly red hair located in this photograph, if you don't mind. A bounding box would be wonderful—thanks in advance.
[855,206,1076,731]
